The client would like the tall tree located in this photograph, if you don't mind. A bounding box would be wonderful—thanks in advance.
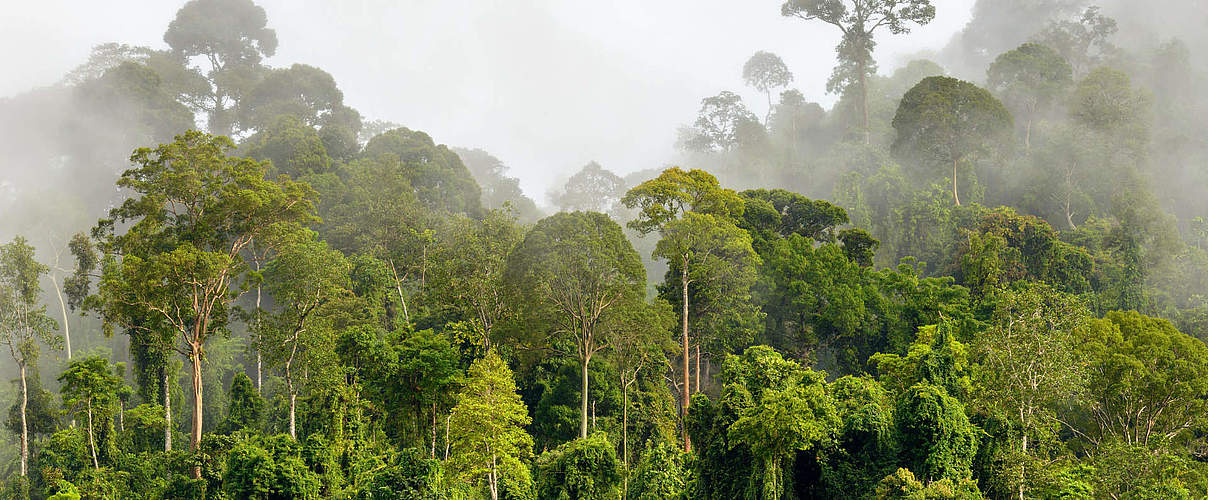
[80,131,316,476]
[742,51,794,125]
[892,76,1013,206]
[972,285,1089,500]
[164,0,278,136]
[0,237,60,477]
[447,351,534,500]
[504,211,646,439]
[987,42,1073,152]
[259,232,350,439]
[624,168,746,452]
[58,356,124,471]
[781,0,936,143]
[681,92,760,153]
[550,161,626,214]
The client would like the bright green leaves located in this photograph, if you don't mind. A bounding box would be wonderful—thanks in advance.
[622,167,744,236]
[447,352,534,498]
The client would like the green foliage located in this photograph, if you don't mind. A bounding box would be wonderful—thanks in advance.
[535,432,622,500]
[361,127,483,217]
[874,468,983,499]
[356,448,447,500]
[223,436,321,500]
[895,384,979,482]
[627,441,688,500]
[446,351,533,498]
[219,373,265,434]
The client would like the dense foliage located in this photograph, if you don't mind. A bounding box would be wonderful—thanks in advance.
[3,0,1208,498]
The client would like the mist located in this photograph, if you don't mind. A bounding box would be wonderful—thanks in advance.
[4,1,1208,495]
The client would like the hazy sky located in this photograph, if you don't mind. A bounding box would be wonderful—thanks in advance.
[1,0,975,198]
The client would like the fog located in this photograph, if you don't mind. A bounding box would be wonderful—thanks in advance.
[1,0,973,199]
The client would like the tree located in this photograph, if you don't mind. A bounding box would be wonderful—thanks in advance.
[81,131,316,476]
[505,211,646,439]
[1032,6,1117,78]
[58,356,123,470]
[360,127,484,217]
[623,168,747,451]
[608,300,674,475]
[219,372,265,434]
[535,432,623,500]
[260,233,350,439]
[550,162,626,214]
[972,285,1088,500]
[781,0,936,143]
[681,92,760,153]
[895,384,979,483]
[743,51,794,125]
[727,370,836,500]
[453,147,541,222]
[237,64,363,157]
[656,213,762,405]
[892,76,1013,206]
[0,237,60,477]
[1077,311,1208,448]
[427,210,525,351]
[447,351,533,500]
[986,43,1073,152]
[164,0,278,135]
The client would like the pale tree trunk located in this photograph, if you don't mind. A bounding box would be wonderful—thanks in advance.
[87,400,99,470]
[431,401,437,458]
[388,259,410,326]
[51,276,70,360]
[680,257,692,452]
[489,453,499,500]
[952,157,962,206]
[444,414,451,460]
[859,45,871,145]
[255,271,263,394]
[580,353,590,439]
[19,362,28,477]
[163,368,172,452]
[190,345,203,479]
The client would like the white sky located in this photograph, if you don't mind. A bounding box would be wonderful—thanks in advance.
[0,0,975,197]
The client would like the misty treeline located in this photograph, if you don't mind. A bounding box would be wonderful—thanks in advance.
[2,0,1208,498]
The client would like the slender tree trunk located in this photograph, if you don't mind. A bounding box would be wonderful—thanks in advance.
[163,367,172,452]
[952,157,962,206]
[1025,118,1033,154]
[431,401,437,458]
[19,362,28,477]
[388,259,410,327]
[489,454,499,500]
[765,90,773,127]
[444,414,451,460]
[119,402,125,432]
[190,345,203,479]
[580,353,590,439]
[255,270,263,394]
[680,258,691,452]
[859,45,871,145]
[51,276,70,360]
[623,377,630,497]
[87,400,99,470]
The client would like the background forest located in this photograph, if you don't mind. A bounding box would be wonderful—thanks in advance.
[2,0,1208,499]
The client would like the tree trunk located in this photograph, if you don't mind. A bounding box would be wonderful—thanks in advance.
[163,367,172,452]
[859,44,871,145]
[289,389,297,440]
[190,345,203,479]
[952,157,962,206]
[255,271,263,394]
[623,377,630,497]
[765,90,774,127]
[1025,118,1033,154]
[489,453,499,500]
[444,414,451,460]
[119,401,125,432]
[431,401,437,458]
[681,259,692,452]
[87,400,99,470]
[388,259,410,327]
[51,275,71,360]
[19,362,28,477]
[580,353,590,439]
